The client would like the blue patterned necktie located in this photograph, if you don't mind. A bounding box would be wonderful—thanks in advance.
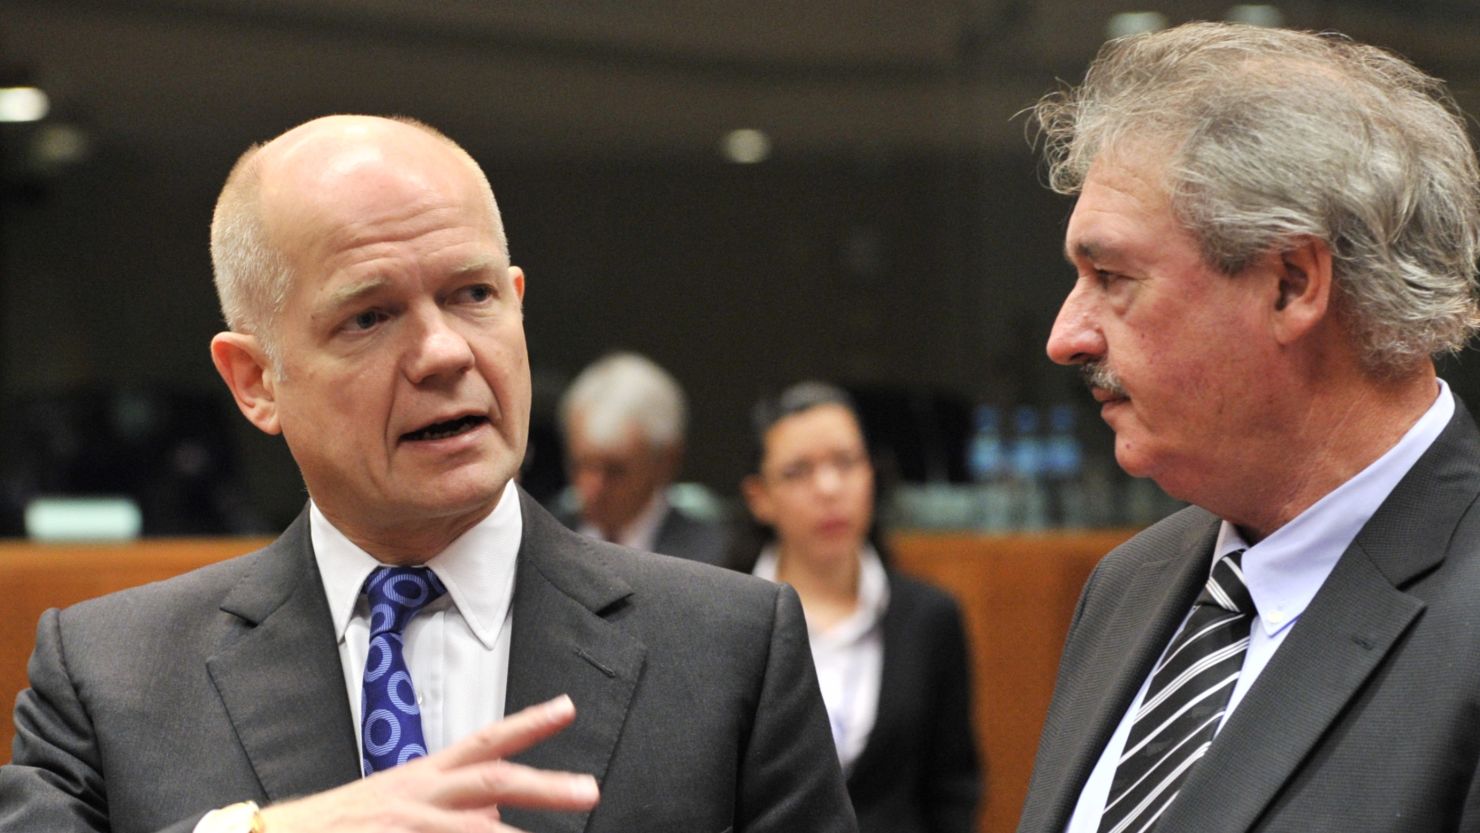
[360,565,446,775]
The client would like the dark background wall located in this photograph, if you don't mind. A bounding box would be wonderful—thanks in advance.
[1,141,1078,529]
[4,0,1479,532]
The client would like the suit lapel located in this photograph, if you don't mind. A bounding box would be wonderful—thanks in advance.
[1160,403,1480,830]
[1035,515,1219,832]
[500,490,646,833]
[1159,544,1422,830]
[206,510,361,801]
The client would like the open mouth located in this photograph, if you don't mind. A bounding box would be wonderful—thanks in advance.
[402,414,488,442]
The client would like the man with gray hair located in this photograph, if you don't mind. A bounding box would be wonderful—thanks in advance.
[555,352,729,565]
[1019,22,1480,833]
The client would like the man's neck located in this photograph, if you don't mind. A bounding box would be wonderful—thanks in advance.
[1220,367,1440,542]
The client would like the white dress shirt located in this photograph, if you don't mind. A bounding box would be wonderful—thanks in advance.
[577,492,669,552]
[194,484,523,830]
[754,544,889,774]
[313,480,522,760]
[1066,380,1454,833]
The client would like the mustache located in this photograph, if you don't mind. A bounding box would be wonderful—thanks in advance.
[1080,362,1127,398]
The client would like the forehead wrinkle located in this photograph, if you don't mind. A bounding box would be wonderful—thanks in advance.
[314,252,502,317]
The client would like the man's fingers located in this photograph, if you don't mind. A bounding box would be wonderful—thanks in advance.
[433,695,579,769]
[400,695,598,817]
[430,759,600,812]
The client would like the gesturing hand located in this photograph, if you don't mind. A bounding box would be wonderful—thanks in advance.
[257,695,599,832]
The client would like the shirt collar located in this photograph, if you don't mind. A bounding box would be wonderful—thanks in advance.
[752,543,891,643]
[1215,378,1453,637]
[312,481,523,651]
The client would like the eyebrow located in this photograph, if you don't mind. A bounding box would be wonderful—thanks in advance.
[323,277,391,312]
[1065,239,1109,265]
[319,258,504,313]
[452,256,501,277]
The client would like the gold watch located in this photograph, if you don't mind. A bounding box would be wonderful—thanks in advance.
[197,801,265,833]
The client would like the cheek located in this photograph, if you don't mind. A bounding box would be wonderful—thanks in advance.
[1120,326,1199,405]
[477,336,531,409]
[851,484,876,525]
[572,471,603,496]
[770,496,812,532]
[491,326,530,377]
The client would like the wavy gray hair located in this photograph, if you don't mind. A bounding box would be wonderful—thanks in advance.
[1033,22,1480,375]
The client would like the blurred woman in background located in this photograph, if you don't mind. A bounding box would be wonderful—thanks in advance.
[731,381,981,833]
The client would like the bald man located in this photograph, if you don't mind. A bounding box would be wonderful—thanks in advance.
[0,116,855,833]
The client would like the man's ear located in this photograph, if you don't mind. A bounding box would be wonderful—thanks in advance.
[1270,236,1334,345]
[510,265,526,303]
[741,474,774,526]
[210,332,283,436]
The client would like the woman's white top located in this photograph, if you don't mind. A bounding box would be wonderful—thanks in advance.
[754,544,889,774]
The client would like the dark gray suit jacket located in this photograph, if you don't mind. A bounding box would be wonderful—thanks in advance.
[552,502,730,566]
[649,507,730,567]
[848,573,979,833]
[1016,402,1480,832]
[0,489,856,833]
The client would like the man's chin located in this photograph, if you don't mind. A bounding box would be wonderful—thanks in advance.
[1113,445,1197,506]
[1113,438,1154,480]
[404,466,513,515]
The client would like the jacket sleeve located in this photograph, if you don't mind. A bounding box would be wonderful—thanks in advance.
[0,608,203,833]
[736,584,860,833]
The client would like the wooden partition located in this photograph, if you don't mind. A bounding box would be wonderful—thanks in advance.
[0,538,273,768]
[890,530,1134,833]
[0,531,1133,832]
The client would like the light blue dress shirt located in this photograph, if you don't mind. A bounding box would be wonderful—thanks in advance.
[1066,380,1454,833]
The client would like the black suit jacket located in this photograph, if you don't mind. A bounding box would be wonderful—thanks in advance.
[650,506,731,566]
[1017,401,1480,832]
[0,489,857,833]
[552,502,730,566]
[848,573,980,833]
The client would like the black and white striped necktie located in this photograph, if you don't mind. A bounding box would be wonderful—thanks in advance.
[1098,549,1254,833]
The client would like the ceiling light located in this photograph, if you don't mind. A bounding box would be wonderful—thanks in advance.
[32,123,93,171]
[0,86,49,123]
[720,129,771,164]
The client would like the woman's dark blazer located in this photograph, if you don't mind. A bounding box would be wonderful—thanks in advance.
[847,571,981,833]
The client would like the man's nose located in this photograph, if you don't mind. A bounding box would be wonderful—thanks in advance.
[405,310,475,383]
[1046,282,1105,366]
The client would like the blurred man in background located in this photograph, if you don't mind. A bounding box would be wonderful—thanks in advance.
[556,351,728,564]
